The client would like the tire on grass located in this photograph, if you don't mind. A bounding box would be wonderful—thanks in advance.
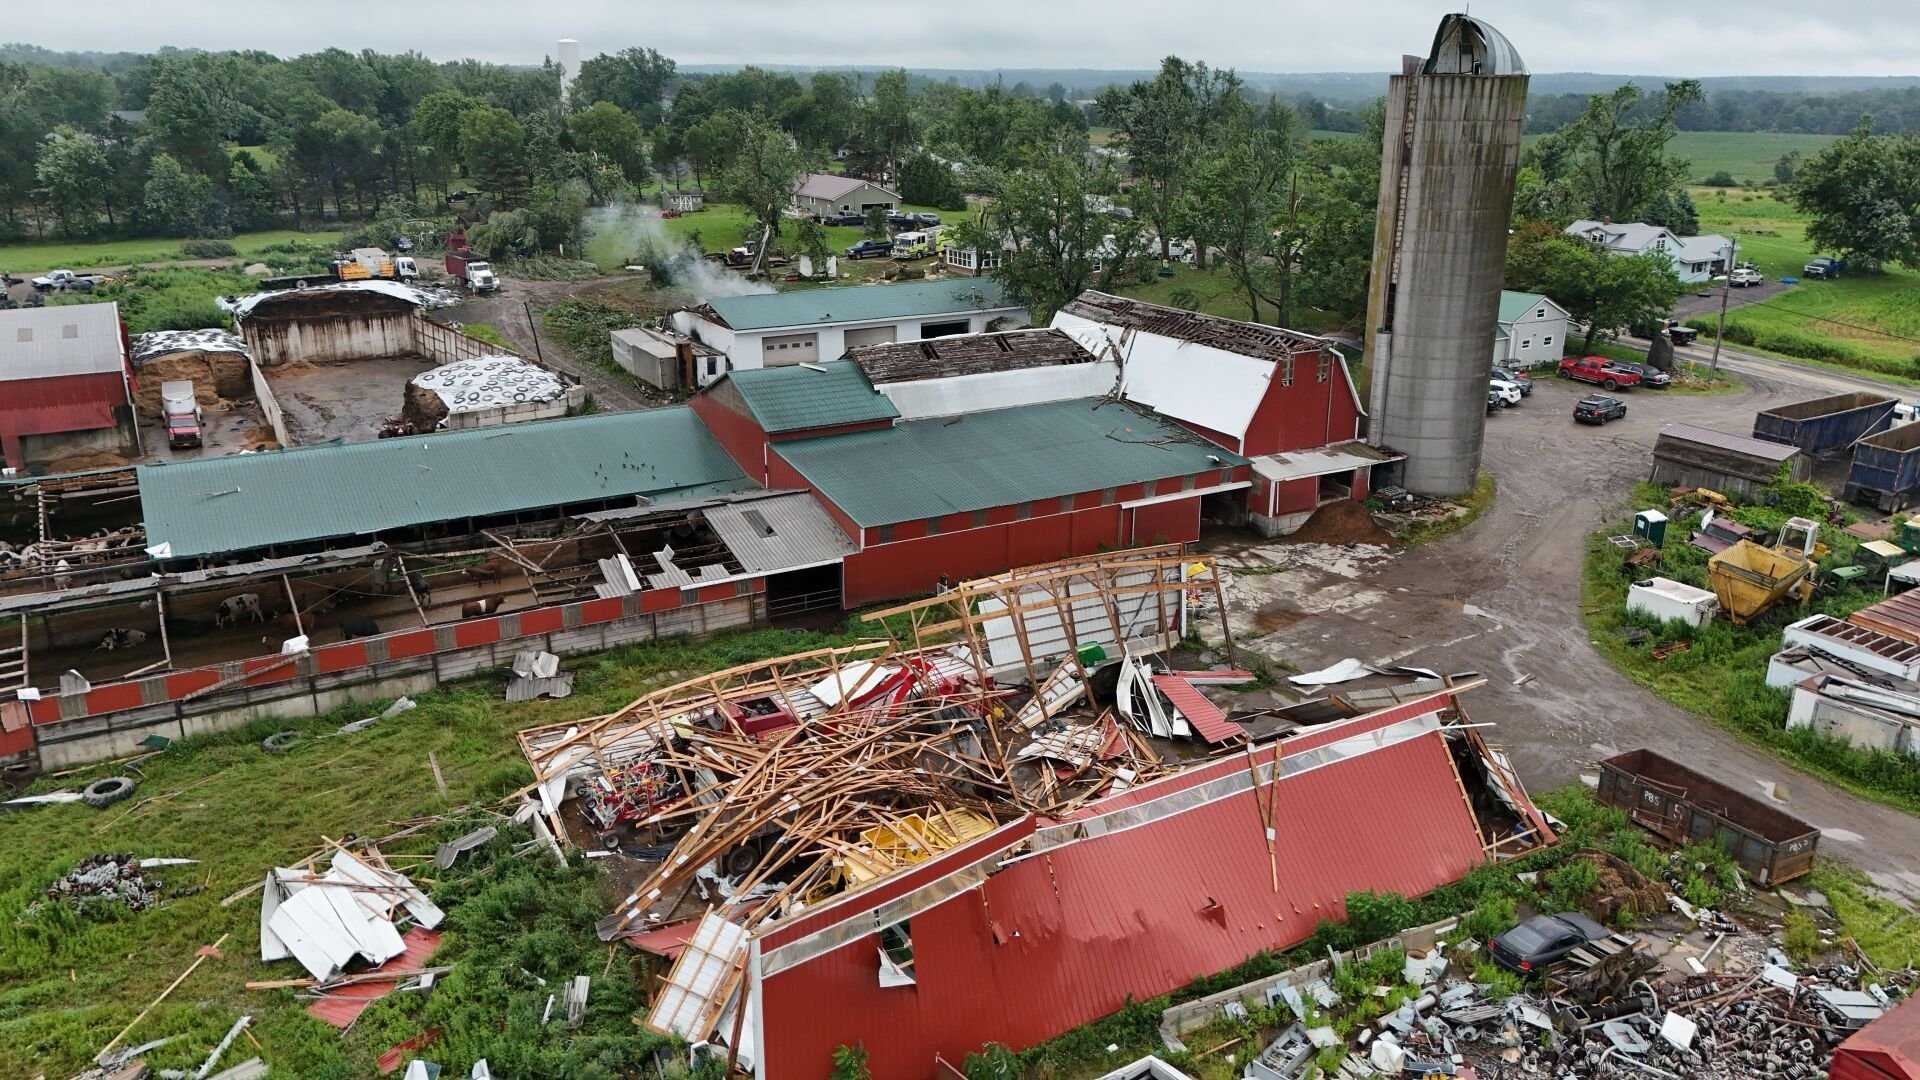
[262,731,303,755]
[82,776,137,809]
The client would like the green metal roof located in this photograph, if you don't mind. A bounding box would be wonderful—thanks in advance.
[1498,289,1547,323]
[774,398,1247,527]
[706,279,1018,332]
[723,360,899,434]
[137,409,750,558]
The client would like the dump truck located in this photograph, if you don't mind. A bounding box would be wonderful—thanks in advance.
[259,247,417,289]
[445,253,498,292]
[1706,516,1819,625]
[1753,391,1897,456]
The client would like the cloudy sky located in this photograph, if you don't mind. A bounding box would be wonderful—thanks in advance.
[12,0,1918,76]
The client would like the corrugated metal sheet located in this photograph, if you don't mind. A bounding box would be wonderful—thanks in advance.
[879,363,1118,421]
[1832,991,1920,1080]
[754,705,1488,1080]
[705,492,856,573]
[0,302,124,381]
[1151,674,1244,745]
[1053,308,1286,444]
[849,328,1094,384]
[775,398,1246,527]
[305,927,442,1029]
[1657,423,1801,462]
[722,361,899,433]
[0,373,125,435]
[708,279,1016,332]
[137,408,750,558]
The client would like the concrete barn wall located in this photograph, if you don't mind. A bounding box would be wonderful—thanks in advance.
[244,310,415,366]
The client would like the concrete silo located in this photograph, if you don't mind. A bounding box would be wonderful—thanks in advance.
[558,38,582,102]
[1363,15,1529,496]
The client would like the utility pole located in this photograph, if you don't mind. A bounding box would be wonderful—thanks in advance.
[1710,236,1735,374]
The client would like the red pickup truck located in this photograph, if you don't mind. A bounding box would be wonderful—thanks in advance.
[1559,356,1641,390]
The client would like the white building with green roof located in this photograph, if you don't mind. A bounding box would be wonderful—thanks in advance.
[670,279,1029,376]
[1493,289,1570,368]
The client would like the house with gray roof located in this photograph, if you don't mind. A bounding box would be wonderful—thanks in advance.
[1493,289,1571,367]
[1565,219,1732,283]
[792,173,900,219]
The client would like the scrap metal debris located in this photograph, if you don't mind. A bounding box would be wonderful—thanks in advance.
[40,853,181,916]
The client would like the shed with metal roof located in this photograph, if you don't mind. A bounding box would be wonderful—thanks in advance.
[0,302,137,468]
[136,408,750,559]
[719,361,900,434]
[1651,422,1811,500]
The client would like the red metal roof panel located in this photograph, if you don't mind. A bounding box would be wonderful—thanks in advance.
[1152,674,1245,745]
[0,373,124,436]
[305,927,442,1030]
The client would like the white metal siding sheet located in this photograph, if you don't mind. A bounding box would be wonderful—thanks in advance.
[0,302,124,380]
[1052,312,1271,441]
[705,493,856,573]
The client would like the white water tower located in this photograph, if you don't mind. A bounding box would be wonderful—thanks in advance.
[557,38,582,102]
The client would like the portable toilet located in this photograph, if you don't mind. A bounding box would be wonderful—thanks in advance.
[1634,509,1668,548]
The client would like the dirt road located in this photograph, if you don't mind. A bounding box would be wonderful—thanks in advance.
[443,275,667,413]
[1208,363,1920,905]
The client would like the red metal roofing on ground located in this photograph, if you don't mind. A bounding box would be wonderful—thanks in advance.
[755,703,1486,1080]
[626,917,701,961]
[1152,674,1245,745]
[1832,992,1920,1080]
[305,927,442,1030]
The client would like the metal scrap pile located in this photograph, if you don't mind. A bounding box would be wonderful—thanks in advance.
[1464,964,1909,1079]
[42,854,175,916]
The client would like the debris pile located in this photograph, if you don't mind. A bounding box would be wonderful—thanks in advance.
[42,854,180,915]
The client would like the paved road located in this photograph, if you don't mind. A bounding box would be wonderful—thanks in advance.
[1214,361,1920,905]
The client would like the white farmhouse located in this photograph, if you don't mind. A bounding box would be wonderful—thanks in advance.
[1565,219,1731,284]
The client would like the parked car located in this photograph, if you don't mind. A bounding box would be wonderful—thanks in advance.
[821,212,866,226]
[845,238,893,259]
[1729,267,1765,288]
[1605,360,1671,388]
[1489,379,1523,408]
[1560,355,1641,390]
[1490,366,1533,396]
[909,212,941,227]
[886,212,918,230]
[1665,322,1698,347]
[1574,394,1628,425]
[1803,257,1842,280]
[1487,388,1502,413]
[1487,912,1610,973]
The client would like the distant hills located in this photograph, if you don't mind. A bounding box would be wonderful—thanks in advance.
[681,65,1920,104]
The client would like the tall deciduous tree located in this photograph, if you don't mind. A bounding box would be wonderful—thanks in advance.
[143,152,221,236]
[1098,57,1244,259]
[715,110,805,245]
[569,47,676,127]
[570,101,650,189]
[1558,81,1704,223]
[957,134,1147,318]
[34,126,116,234]
[461,104,531,206]
[1789,124,1920,271]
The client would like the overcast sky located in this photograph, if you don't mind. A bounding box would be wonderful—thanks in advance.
[12,0,1918,76]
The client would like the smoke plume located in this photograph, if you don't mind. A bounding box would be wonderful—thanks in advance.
[583,203,775,299]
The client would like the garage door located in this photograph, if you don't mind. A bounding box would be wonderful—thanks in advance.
[762,333,818,366]
[844,326,897,349]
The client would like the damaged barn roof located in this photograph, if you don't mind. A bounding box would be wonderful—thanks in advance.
[136,409,750,558]
[1056,291,1330,358]
[847,328,1097,385]
[220,280,460,321]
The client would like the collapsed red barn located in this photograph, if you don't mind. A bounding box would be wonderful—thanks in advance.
[746,692,1507,1077]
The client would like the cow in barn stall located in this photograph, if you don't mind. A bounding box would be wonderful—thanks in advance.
[96,628,148,651]
[215,593,264,628]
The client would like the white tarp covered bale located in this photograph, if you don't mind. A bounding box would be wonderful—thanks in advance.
[406,355,568,429]
[1627,576,1719,628]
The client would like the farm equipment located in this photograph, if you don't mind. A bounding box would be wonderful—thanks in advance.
[1706,515,1820,625]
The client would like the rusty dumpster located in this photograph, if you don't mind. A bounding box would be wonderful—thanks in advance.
[1596,748,1820,886]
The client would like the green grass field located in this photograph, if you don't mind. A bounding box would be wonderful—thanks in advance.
[1686,185,1920,377]
[0,624,860,1078]
[0,229,348,275]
